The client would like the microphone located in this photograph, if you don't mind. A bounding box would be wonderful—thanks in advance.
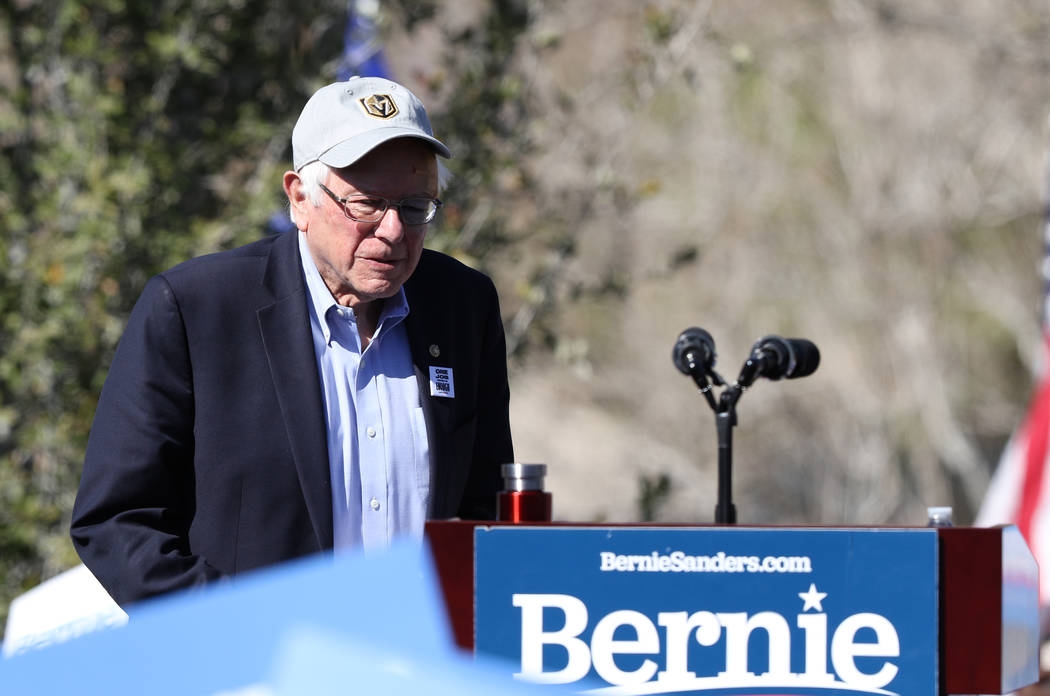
[672,327,717,376]
[738,335,820,386]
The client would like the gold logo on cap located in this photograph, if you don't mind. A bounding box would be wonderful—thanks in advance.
[359,94,399,119]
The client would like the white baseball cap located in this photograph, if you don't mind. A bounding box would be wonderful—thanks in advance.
[291,76,451,171]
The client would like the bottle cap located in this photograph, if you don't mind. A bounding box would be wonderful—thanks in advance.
[926,506,953,527]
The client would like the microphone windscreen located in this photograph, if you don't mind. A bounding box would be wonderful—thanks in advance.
[672,327,716,375]
[785,338,820,378]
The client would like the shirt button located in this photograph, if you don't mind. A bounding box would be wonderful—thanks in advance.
[370,497,380,511]
[367,427,376,438]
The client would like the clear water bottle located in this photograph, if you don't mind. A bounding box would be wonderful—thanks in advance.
[926,506,953,527]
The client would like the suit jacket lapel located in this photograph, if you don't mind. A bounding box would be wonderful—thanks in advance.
[256,231,334,549]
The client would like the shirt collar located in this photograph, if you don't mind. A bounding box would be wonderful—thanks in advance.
[298,231,410,346]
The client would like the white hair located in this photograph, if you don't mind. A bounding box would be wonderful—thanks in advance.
[288,147,452,226]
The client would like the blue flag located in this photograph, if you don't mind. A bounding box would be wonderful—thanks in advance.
[338,0,390,80]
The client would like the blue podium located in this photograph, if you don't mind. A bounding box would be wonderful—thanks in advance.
[0,524,1036,695]
[425,522,1040,696]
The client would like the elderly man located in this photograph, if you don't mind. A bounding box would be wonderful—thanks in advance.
[71,77,513,606]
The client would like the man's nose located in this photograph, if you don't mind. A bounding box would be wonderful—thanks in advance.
[373,206,406,242]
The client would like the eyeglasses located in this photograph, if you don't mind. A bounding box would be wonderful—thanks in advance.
[318,183,442,226]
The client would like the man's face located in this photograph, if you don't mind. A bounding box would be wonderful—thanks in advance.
[294,138,438,309]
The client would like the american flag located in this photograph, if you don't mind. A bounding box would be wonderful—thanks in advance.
[976,151,1050,613]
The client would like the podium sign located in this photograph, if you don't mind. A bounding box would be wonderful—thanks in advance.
[476,527,939,696]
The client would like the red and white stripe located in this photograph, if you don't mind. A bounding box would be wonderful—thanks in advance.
[977,337,1050,606]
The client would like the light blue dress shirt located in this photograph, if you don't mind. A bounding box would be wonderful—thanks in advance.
[298,233,431,551]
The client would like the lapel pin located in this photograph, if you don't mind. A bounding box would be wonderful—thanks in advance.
[429,344,441,358]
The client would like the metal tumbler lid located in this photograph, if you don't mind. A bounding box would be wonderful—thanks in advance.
[501,463,547,492]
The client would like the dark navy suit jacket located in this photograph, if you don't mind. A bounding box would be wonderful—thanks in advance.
[71,230,513,606]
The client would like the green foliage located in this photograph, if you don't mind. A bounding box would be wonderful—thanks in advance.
[637,472,672,522]
[0,0,349,633]
[0,0,543,637]
[419,0,533,266]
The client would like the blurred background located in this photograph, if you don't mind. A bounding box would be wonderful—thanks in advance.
[1,0,1049,633]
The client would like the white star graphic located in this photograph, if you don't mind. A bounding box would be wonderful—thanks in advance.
[799,583,827,612]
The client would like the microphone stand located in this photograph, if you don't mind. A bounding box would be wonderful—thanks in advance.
[676,332,819,525]
[714,410,736,524]
[714,381,748,524]
[684,366,746,524]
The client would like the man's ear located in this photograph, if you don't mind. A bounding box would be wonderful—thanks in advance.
[283,170,310,231]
